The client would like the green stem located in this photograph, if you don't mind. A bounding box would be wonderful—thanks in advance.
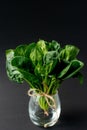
[23,78,35,89]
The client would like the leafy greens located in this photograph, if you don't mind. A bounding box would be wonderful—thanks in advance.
[6,40,84,111]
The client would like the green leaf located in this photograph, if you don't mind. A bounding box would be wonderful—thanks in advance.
[6,40,84,93]
[25,42,36,57]
[45,40,60,51]
[77,73,84,85]
[37,40,47,55]
[14,45,27,56]
[17,69,42,89]
[58,60,84,80]
[11,56,31,72]
[43,51,59,75]
[29,44,43,67]
[57,62,71,78]
[73,72,84,85]
[6,49,24,83]
[14,43,36,58]
[59,45,80,62]
[6,40,84,113]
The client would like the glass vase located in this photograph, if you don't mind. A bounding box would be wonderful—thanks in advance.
[28,91,61,128]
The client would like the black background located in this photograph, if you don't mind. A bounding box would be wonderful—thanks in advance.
[0,0,87,130]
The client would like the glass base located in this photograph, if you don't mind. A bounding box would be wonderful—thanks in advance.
[29,107,61,128]
[28,91,61,128]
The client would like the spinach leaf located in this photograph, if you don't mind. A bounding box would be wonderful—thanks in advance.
[16,69,42,89]
[59,45,79,62]
[11,56,33,73]
[45,40,60,51]
[43,51,59,75]
[29,43,43,67]
[11,56,42,89]
[5,40,84,113]
[6,40,84,90]
[58,60,84,80]
[6,49,24,83]
[14,45,27,56]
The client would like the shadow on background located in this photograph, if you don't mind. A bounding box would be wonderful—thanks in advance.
[42,109,87,130]
[60,110,87,125]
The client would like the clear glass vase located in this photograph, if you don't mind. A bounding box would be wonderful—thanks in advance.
[28,91,61,128]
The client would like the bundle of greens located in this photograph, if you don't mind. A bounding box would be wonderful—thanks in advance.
[6,40,84,112]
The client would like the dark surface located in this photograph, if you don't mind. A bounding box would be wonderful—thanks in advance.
[0,1,87,130]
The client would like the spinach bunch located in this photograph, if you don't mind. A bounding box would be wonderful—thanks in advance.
[6,40,84,111]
